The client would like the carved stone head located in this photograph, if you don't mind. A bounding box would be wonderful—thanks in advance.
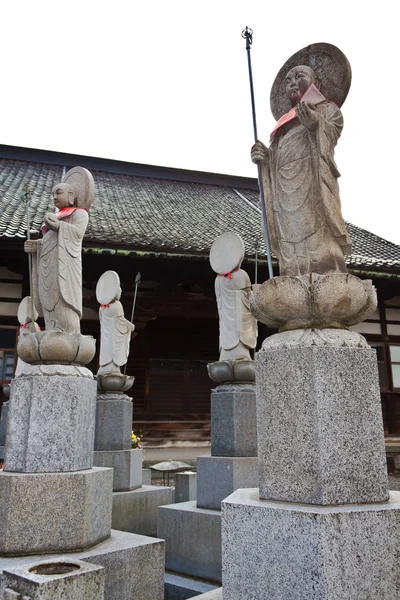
[285,65,320,106]
[52,183,76,209]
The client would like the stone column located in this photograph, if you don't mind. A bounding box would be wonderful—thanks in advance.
[221,274,400,599]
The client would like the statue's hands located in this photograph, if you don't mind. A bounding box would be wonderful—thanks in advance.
[24,240,38,254]
[296,101,319,130]
[251,140,269,165]
[44,213,60,231]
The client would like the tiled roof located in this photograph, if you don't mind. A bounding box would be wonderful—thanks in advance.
[1,157,399,273]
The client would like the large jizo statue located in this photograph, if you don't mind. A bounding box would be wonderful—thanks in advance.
[251,44,352,277]
[24,167,94,333]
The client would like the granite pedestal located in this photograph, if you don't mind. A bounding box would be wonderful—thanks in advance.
[0,529,165,600]
[0,467,113,556]
[256,346,388,505]
[4,375,97,473]
[94,393,132,452]
[175,472,197,503]
[222,488,400,600]
[112,484,174,537]
[158,502,222,583]
[93,448,142,491]
[211,389,257,457]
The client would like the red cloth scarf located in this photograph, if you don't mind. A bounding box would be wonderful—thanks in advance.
[41,207,88,234]
[270,84,328,141]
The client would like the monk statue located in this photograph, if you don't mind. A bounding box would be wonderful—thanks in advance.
[251,45,352,277]
[96,271,135,376]
[210,233,257,362]
[24,167,94,333]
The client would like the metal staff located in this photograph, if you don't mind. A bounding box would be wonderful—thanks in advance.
[123,272,141,375]
[241,26,273,280]
[21,183,36,329]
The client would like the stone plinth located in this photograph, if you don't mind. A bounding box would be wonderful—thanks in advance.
[94,393,132,451]
[196,456,258,510]
[158,501,222,583]
[164,572,219,600]
[0,401,9,447]
[93,449,142,491]
[2,558,104,599]
[0,468,112,556]
[112,484,173,537]
[0,529,165,600]
[4,375,97,473]
[222,488,400,600]
[211,388,257,457]
[175,472,197,503]
[256,346,388,505]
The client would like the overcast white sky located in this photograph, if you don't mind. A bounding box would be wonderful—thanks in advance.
[1,1,399,245]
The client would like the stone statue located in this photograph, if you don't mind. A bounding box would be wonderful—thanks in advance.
[249,44,377,343]
[208,232,257,383]
[251,44,352,277]
[96,271,135,391]
[24,167,94,333]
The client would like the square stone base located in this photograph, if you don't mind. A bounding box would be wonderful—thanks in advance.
[0,529,165,600]
[93,449,142,491]
[112,484,173,537]
[0,468,112,556]
[158,501,222,583]
[175,472,197,503]
[197,456,258,510]
[211,388,257,457]
[222,488,400,600]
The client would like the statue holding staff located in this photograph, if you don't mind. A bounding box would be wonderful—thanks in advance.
[24,167,94,333]
[251,43,352,277]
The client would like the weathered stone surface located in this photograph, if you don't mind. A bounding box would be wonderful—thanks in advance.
[0,468,112,556]
[17,331,96,366]
[186,590,222,600]
[222,488,400,600]
[112,484,173,537]
[164,573,219,600]
[0,529,165,600]
[175,472,197,503]
[2,558,104,599]
[256,346,388,505]
[93,449,142,491]
[94,394,132,451]
[0,401,9,447]
[4,375,97,473]
[158,501,222,583]
[142,468,152,485]
[211,389,257,457]
[196,456,258,510]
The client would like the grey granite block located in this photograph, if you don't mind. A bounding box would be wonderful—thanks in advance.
[196,456,258,510]
[186,591,222,600]
[112,484,174,537]
[0,401,9,447]
[0,467,112,556]
[142,468,152,485]
[256,346,389,505]
[175,472,197,503]
[222,488,400,600]
[4,375,97,473]
[211,389,257,457]
[164,572,219,600]
[0,529,165,600]
[2,558,104,599]
[158,501,222,583]
[94,393,132,451]
[93,448,142,491]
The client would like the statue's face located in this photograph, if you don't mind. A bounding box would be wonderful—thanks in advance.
[52,184,75,209]
[285,65,316,106]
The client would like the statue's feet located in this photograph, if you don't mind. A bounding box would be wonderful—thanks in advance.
[207,360,255,384]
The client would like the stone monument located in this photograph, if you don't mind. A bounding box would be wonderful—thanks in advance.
[158,233,258,597]
[221,43,399,600]
[0,169,165,600]
[93,270,173,538]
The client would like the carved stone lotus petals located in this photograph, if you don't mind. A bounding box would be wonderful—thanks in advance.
[17,331,96,366]
[250,273,377,332]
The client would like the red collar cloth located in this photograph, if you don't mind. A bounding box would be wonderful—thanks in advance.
[41,207,88,234]
[218,267,239,280]
[270,84,327,141]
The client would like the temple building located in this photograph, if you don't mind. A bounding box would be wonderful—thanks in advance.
[1,144,399,448]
